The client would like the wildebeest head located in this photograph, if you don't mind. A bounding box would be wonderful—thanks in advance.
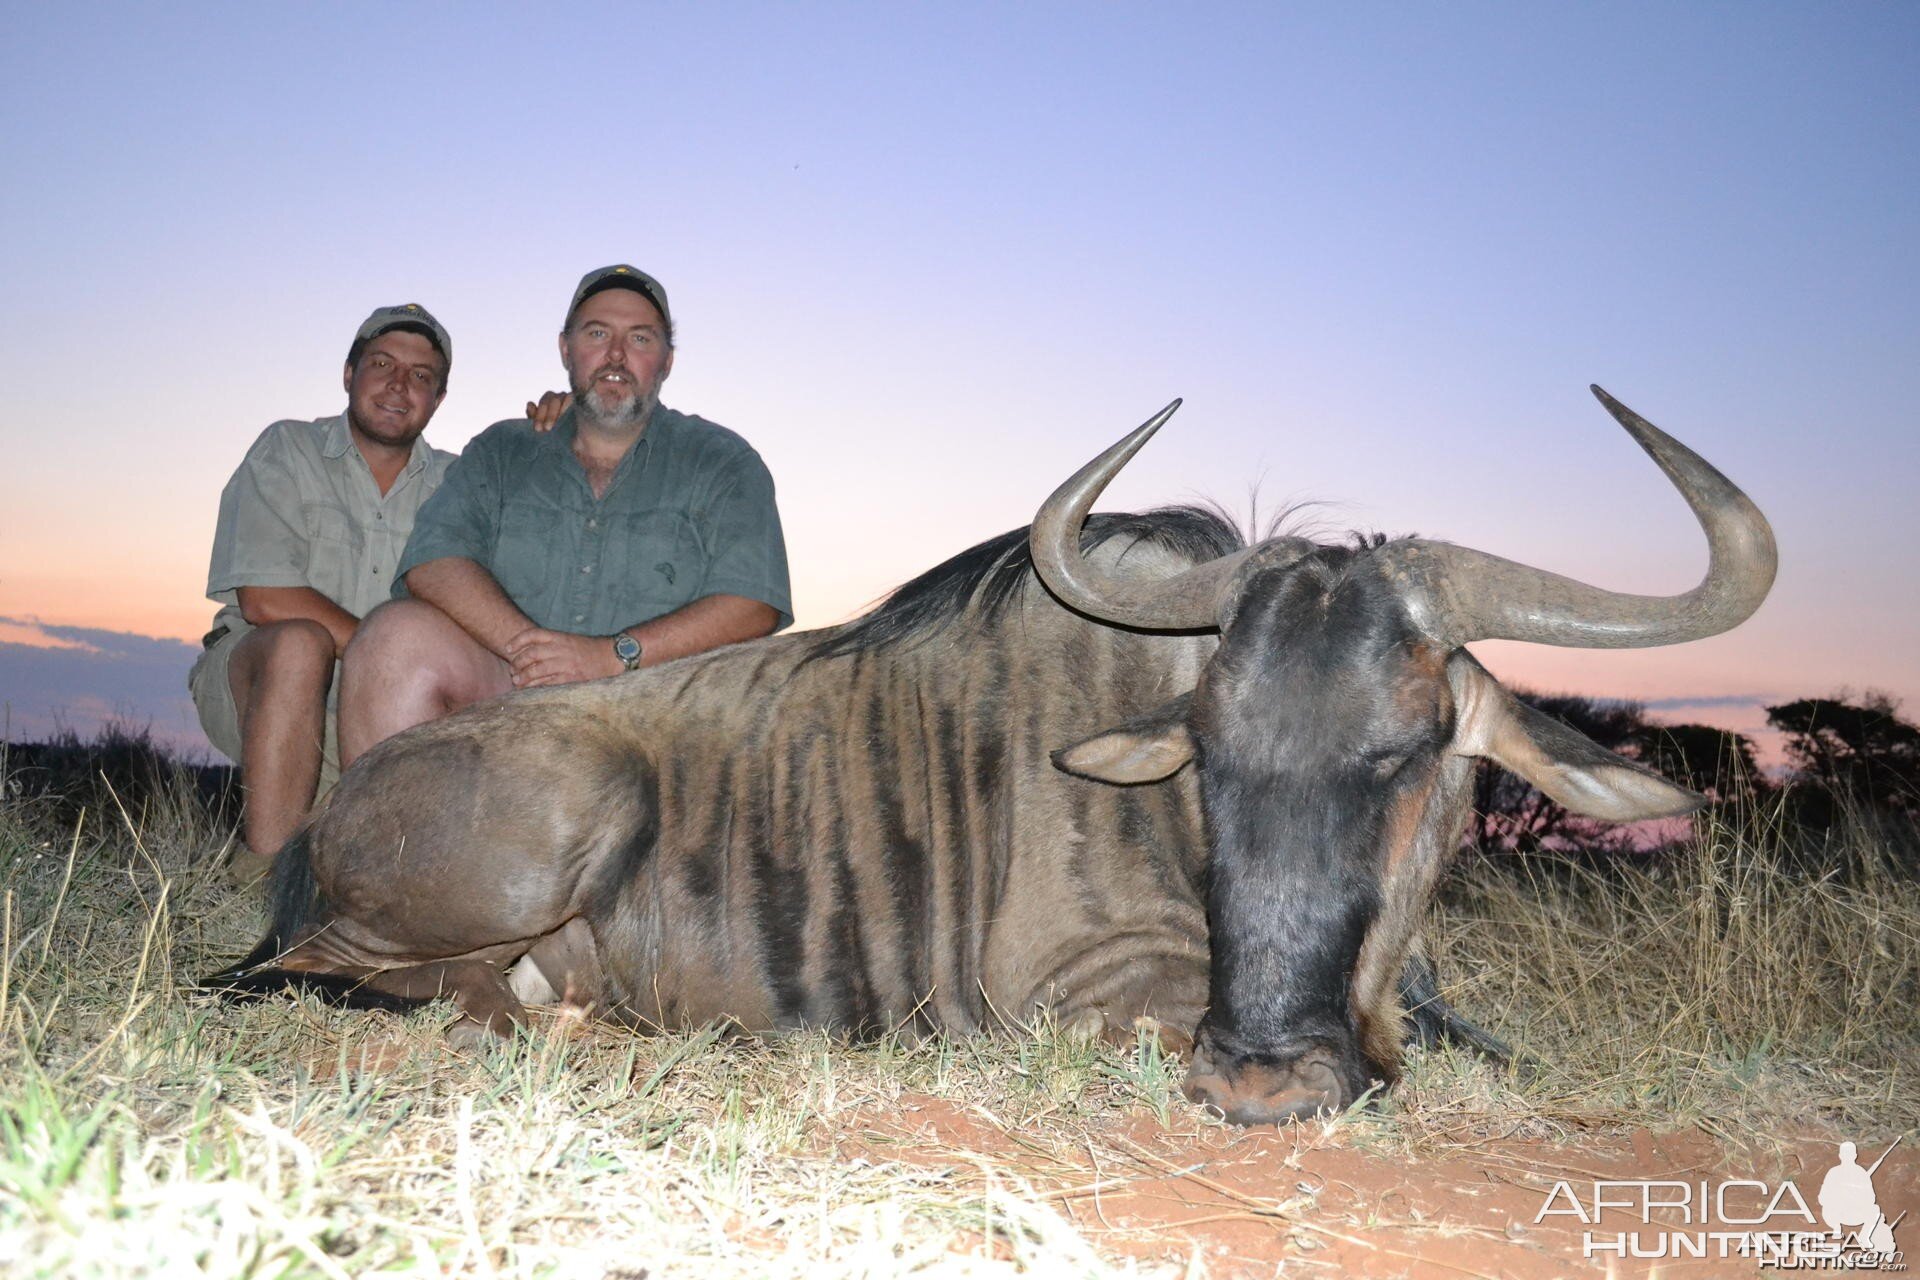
[1032,387,1777,1125]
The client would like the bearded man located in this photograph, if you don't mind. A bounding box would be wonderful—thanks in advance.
[339,266,790,761]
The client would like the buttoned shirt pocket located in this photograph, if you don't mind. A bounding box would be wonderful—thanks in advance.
[300,500,363,607]
[302,500,358,547]
[494,498,566,622]
[607,509,700,623]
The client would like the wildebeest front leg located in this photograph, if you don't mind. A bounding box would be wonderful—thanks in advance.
[361,960,529,1048]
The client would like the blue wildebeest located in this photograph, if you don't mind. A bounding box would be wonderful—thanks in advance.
[208,386,1774,1124]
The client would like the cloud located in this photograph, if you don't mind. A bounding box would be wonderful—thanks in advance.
[1640,694,1782,712]
[0,620,217,759]
[0,617,103,653]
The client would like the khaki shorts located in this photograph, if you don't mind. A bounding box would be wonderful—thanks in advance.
[188,628,343,799]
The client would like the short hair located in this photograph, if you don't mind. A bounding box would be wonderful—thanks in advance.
[346,321,450,393]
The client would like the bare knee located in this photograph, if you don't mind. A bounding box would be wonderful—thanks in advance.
[234,619,335,701]
[344,601,469,702]
[348,599,449,668]
[340,600,507,761]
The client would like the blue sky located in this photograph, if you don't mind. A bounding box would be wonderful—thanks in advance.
[1,3,1915,757]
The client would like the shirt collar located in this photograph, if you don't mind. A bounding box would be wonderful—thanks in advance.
[401,429,437,475]
[320,412,354,459]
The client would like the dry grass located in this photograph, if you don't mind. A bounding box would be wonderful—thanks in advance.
[1,752,1914,1277]
[1407,796,1920,1144]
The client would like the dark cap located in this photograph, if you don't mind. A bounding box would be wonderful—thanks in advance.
[566,264,671,332]
[355,303,452,369]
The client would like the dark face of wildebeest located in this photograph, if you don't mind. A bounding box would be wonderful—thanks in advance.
[1033,387,1777,1124]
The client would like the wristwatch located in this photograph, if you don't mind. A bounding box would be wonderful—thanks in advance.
[613,631,643,672]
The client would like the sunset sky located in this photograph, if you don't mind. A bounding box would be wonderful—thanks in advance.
[2,4,1915,759]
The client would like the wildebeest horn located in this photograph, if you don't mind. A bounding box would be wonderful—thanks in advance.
[1030,400,1313,630]
[1382,385,1778,649]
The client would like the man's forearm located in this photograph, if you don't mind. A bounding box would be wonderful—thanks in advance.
[403,557,537,657]
[626,594,780,667]
[236,586,359,657]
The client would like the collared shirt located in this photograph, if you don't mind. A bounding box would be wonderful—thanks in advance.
[395,404,793,634]
[204,414,455,638]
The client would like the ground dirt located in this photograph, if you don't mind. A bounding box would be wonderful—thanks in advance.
[834,1093,1917,1278]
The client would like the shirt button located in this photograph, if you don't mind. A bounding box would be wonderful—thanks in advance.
[580,564,593,574]
[573,614,585,624]
[587,518,598,529]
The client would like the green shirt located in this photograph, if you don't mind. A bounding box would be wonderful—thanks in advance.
[396,405,792,634]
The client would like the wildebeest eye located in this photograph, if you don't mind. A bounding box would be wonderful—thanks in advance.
[1361,737,1434,780]
[1366,750,1408,780]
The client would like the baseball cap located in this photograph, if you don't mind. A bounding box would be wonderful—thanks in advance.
[355,303,452,369]
[566,265,671,331]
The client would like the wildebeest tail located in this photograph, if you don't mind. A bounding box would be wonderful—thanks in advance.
[196,829,425,1015]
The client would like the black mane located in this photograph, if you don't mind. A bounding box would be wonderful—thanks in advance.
[808,506,1245,661]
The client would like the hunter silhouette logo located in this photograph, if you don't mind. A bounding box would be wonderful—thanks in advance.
[1818,1140,1901,1257]
[1535,1136,1906,1268]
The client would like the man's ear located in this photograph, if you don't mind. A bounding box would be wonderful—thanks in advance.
[342,360,355,396]
[1448,654,1704,820]
[557,329,572,374]
[1053,692,1195,785]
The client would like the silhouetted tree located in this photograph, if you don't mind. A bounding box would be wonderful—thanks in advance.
[1639,722,1768,804]
[1767,692,1920,820]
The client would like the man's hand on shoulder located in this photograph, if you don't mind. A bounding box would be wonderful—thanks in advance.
[502,626,620,687]
[523,391,573,433]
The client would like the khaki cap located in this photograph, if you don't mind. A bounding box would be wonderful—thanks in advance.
[355,303,452,369]
[567,264,671,331]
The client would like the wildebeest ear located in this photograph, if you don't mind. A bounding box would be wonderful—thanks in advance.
[1053,692,1196,785]
[1447,655,1705,820]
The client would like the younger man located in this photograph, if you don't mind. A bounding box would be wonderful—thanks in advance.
[190,304,454,880]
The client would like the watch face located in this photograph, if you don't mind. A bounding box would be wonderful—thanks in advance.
[614,633,641,664]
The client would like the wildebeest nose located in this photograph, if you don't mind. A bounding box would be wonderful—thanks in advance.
[1182,1051,1346,1126]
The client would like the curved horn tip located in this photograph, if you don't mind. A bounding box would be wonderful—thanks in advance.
[1588,384,1673,450]
[1140,396,1183,435]
[1590,384,1636,420]
[1108,398,1185,461]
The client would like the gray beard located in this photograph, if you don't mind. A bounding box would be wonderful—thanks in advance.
[573,376,654,431]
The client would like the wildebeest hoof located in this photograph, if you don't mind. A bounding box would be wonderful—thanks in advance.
[505,956,560,1005]
[1118,1015,1193,1058]
[539,1002,596,1041]
[1183,1046,1346,1126]
[224,848,275,889]
[445,1017,508,1054]
[1059,1007,1107,1043]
